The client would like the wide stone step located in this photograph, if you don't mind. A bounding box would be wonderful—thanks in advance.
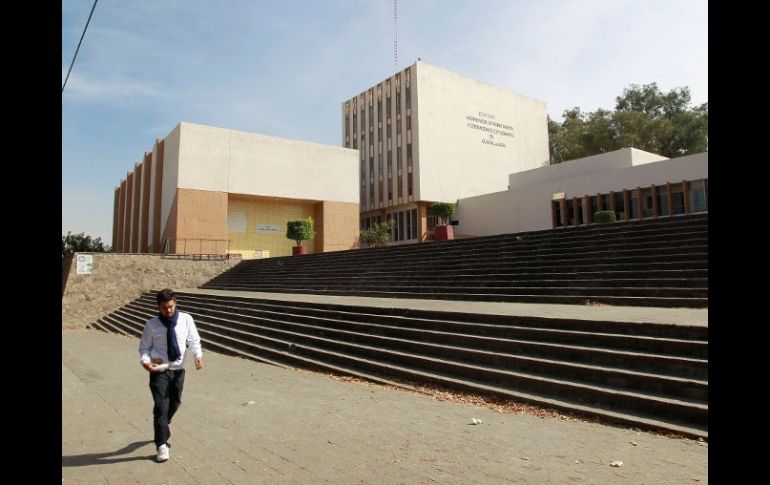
[93,292,708,438]
[230,235,708,269]
[230,218,707,265]
[181,293,707,338]
[202,283,708,298]
[172,293,707,340]
[186,313,706,429]
[196,286,708,308]
[211,255,708,282]
[219,247,709,274]
[215,277,707,289]
[214,261,709,279]
[220,268,709,281]
[134,297,706,376]
[160,302,707,401]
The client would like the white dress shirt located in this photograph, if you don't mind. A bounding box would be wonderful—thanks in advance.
[139,311,202,370]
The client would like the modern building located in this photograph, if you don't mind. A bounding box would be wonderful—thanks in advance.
[111,64,706,258]
[455,148,708,237]
[112,122,360,258]
[342,60,550,243]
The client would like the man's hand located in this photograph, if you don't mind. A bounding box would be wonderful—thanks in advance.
[142,357,165,372]
[194,357,204,370]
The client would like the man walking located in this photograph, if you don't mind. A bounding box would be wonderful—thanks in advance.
[139,288,203,462]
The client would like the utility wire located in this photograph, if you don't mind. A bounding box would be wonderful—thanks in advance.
[62,0,99,93]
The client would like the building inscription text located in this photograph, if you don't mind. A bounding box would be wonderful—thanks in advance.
[466,111,514,148]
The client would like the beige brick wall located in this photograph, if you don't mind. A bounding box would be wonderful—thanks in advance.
[175,188,229,254]
[62,253,240,329]
[318,201,360,252]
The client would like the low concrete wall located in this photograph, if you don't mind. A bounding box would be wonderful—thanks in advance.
[62,253,240,329]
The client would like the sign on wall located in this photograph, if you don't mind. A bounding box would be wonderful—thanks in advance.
[76,254,93,274]
[255,224,281,234]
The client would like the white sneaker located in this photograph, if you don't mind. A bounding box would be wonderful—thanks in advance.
[157,444,170,462]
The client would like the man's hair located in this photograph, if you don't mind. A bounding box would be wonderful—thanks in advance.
[156,288,177,305]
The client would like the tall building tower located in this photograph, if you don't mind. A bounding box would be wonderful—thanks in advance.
[342,60,550,242]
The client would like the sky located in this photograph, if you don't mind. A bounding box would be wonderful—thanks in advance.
[62,0,707,246]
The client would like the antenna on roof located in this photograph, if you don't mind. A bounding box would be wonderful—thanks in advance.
[394,0,398,72]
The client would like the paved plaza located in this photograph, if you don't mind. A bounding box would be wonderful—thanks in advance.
[63,328,707,484]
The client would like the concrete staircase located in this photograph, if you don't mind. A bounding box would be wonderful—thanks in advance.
[90,290,708,439]
[201,214,708,308]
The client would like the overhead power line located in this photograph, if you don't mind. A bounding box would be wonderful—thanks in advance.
[62,0,99,93]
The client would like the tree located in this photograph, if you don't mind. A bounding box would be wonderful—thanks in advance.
[429,202,456,225]
[360,220,393,247]
[285,218,316,247]
[62,231,110,258]
[549,83,707,163]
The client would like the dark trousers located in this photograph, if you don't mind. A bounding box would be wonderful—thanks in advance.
[149,369,185,448]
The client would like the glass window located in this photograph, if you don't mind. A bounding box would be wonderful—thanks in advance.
[392,213,398,241]
[640,188,653,217]
[628,191,638,219]
[411,209,418,240]
[657,186,669,216]
[671,184,685,214]
[398,211,405,241]
[554,201,563,227]
[689,180,706,213]
[576,199,584,225]
[614,192,626,220]
[405,210,412,240]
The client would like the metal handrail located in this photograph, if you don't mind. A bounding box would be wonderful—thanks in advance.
[161,238,229,256]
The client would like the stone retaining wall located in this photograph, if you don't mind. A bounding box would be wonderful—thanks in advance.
[62,253,240,329]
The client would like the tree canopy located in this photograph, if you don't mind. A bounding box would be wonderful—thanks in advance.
[429,202,457,224]
[548,83,707,163]
[286,218,316,247]
[62,231,110,258]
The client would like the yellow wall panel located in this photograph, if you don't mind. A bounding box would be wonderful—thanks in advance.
[227,195,315,258]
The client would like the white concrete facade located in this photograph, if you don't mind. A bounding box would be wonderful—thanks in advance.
[456,149,708,237]
[157,122,359,236]
[114,121,361,255]
[342,60,549,216]
[414,62,550,202]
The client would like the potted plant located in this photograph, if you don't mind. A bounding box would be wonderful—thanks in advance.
[286,217,316,255]
[429,202,456,241]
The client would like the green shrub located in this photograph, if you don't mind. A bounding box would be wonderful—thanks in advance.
[429,202,456,224]
[286,218,316,247]
[360,220,393,247]
[593,211,617,224]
